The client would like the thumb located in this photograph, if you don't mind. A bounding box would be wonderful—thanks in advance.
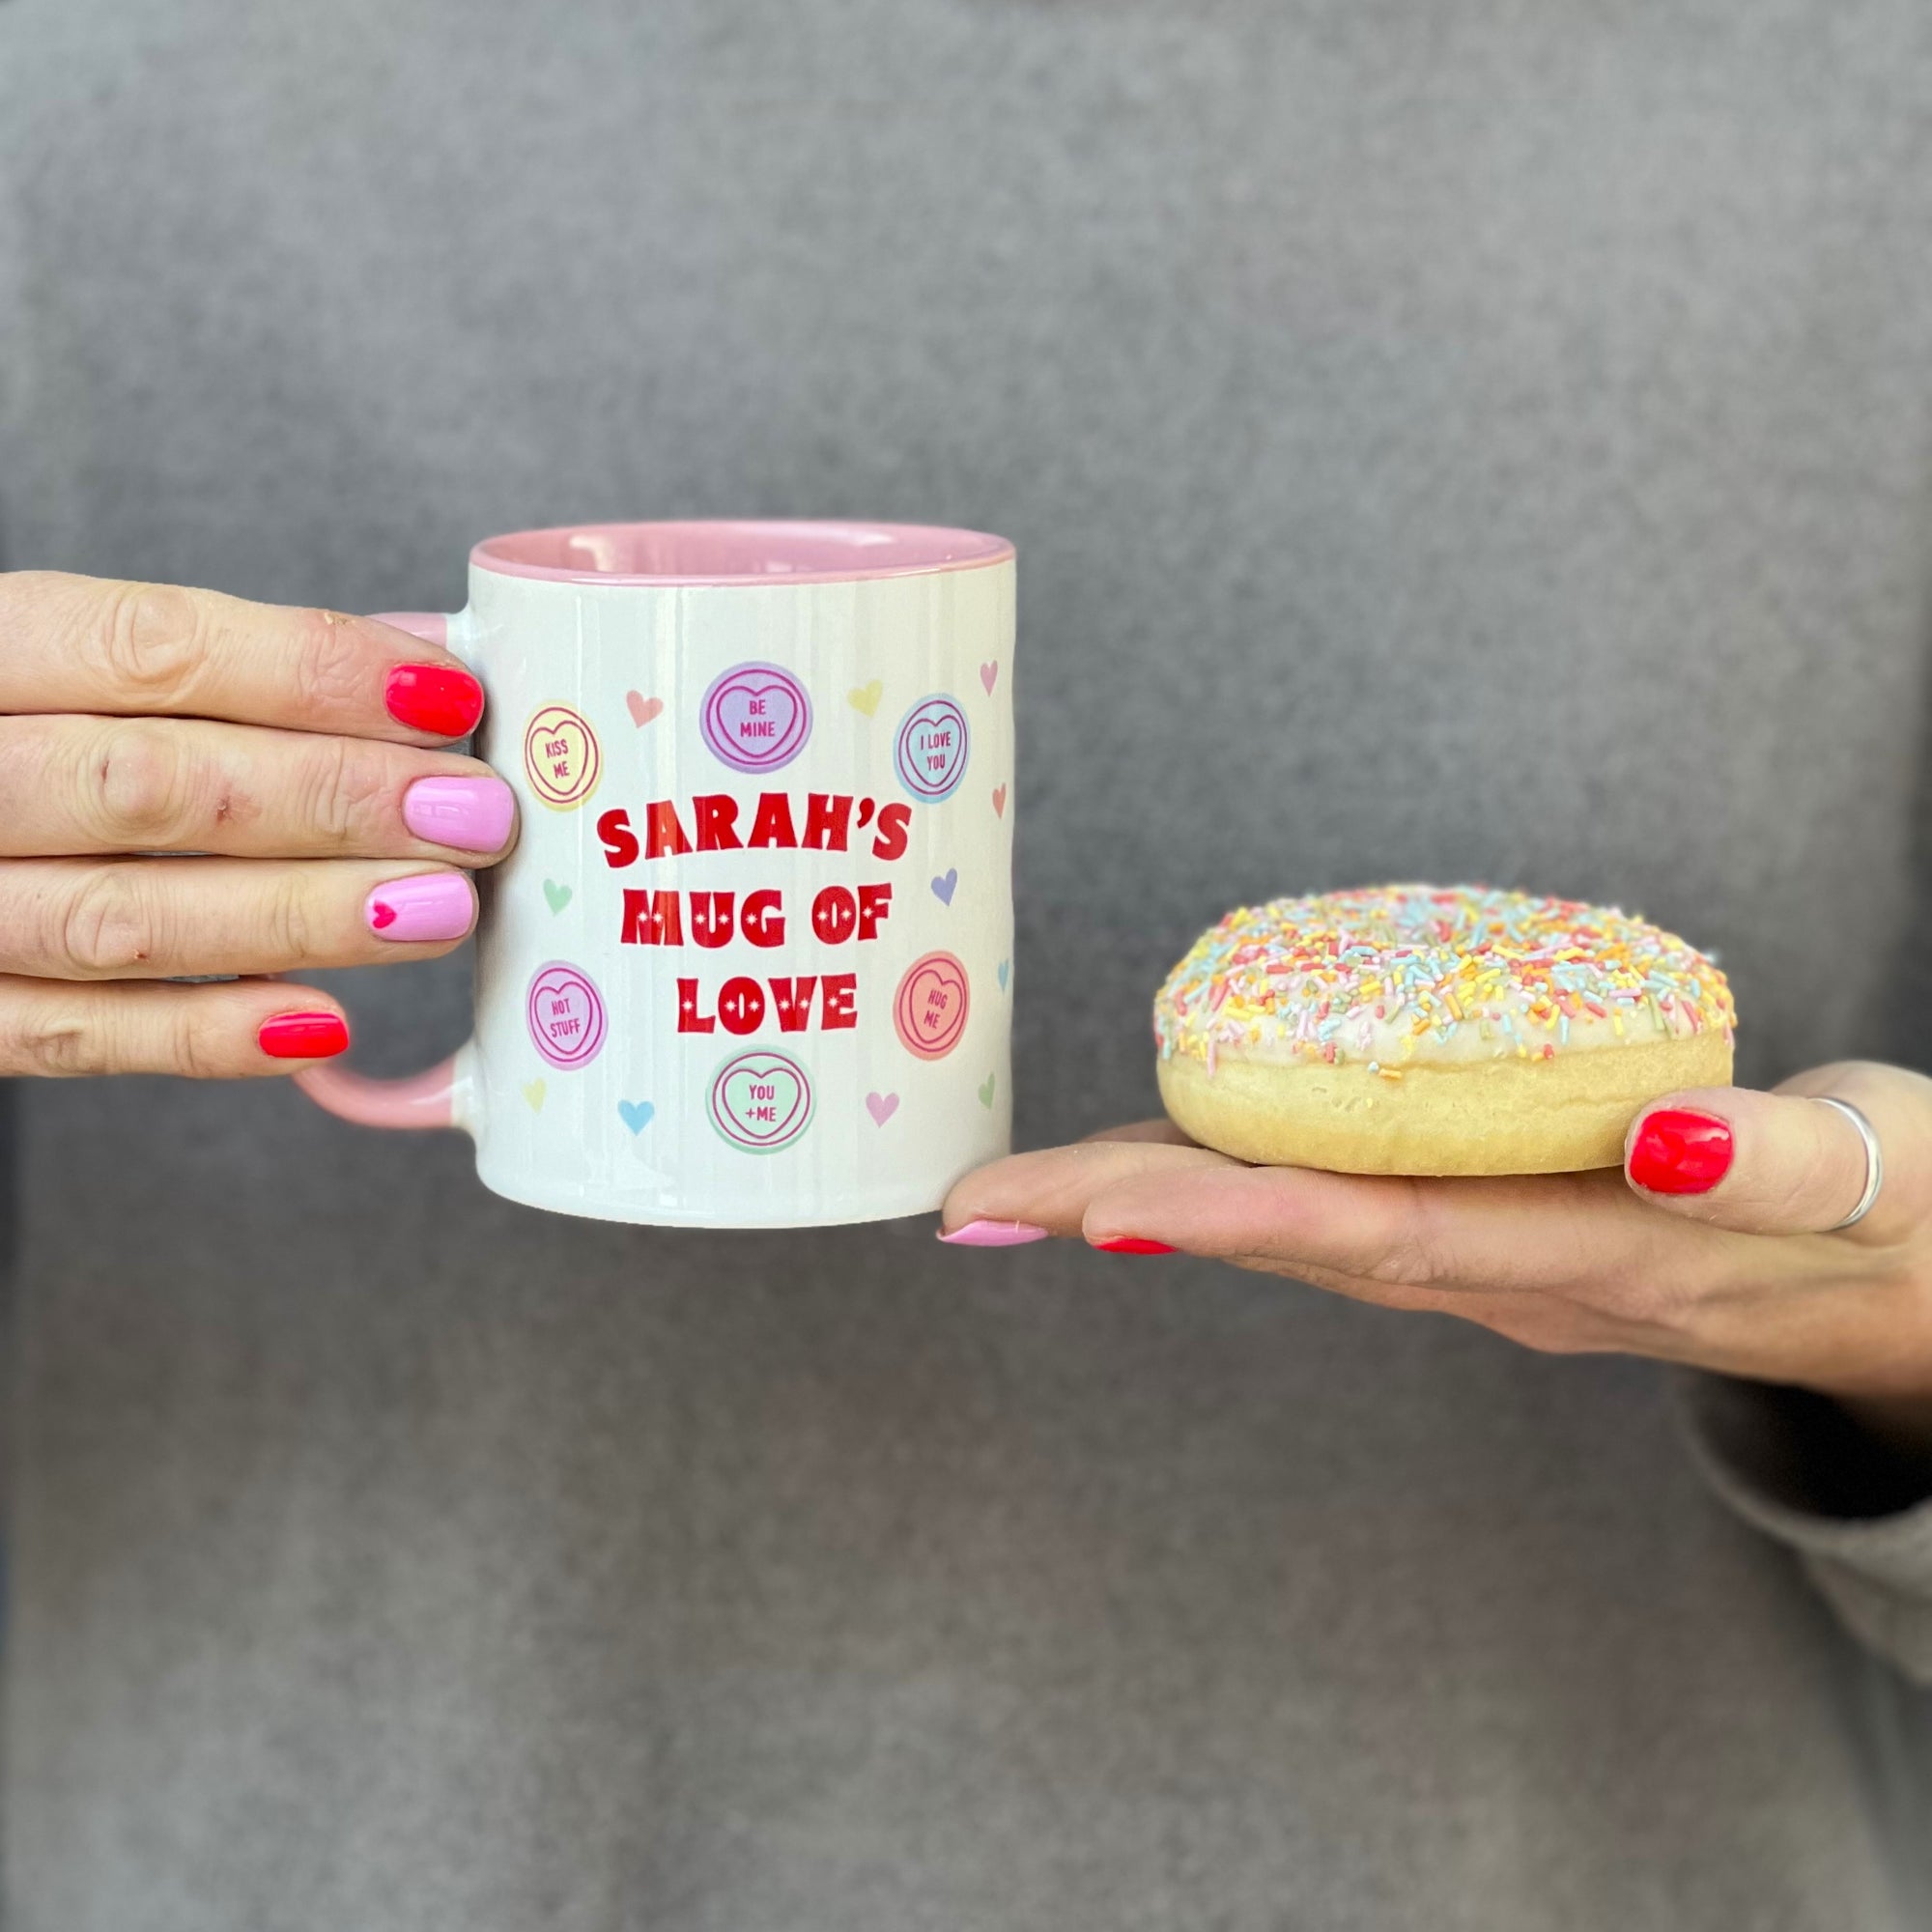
[1623,1063,1930,1239]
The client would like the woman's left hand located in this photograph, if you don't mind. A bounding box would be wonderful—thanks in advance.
[942,1060,1932,1453]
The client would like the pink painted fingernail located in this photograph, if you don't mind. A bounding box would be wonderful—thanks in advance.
[364,872,474,943]
[938,1219,1051,1246]
[403,776,516,853]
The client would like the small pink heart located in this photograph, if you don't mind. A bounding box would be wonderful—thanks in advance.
[626,691,664,727]
[369,900,397,930]
[980,661,998,695]
[866,1092,899,1126]
[991,783,1008,817]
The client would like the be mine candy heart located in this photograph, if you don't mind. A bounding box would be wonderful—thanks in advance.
[701,662,811,774]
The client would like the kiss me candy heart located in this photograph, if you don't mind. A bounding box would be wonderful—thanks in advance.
[523,704,601,810]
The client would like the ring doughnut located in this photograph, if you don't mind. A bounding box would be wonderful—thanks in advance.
[1153,884,1736,1175]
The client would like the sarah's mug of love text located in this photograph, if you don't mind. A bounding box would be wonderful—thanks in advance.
[300,521,1016,1226]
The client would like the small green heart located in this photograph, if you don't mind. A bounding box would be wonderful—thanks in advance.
[978,1073,996,1108]
[543,879,572,914]
[523,1079,547,1112]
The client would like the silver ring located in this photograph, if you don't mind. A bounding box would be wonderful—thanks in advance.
[1814,1096,1884,1231]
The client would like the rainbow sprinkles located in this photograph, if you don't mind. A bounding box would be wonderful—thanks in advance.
[1154,885,1736,1080]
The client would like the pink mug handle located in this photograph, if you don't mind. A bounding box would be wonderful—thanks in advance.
[295,611,474,1134]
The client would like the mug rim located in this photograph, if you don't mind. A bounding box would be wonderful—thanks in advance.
[471,519,1015,588]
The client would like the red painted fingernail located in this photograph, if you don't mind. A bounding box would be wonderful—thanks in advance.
[258,1011,350,1060]
[1628,1108,1734,1194]
[384,663,483,737]
[1093,1236,1179,1255]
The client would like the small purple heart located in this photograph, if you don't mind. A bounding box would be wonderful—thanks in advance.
[866,1092,899,1126]
[931,868,958,905]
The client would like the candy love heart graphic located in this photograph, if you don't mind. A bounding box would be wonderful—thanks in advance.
[523,703,602,810]
[526,961,608,1070]
[708,1048,815,1153]
[895,952,971,1061]
[700,662,811,775]
[895,694,970,802]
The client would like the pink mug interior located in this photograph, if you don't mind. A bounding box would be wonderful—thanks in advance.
[471,520,1013,587]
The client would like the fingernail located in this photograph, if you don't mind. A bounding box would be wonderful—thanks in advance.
[403,776,516,852]
[258,1011,350,1060]
[365,872,474,943]
[385,663,484,737]
[938,1219,1051,1246]
[1092,1236,1179,1255]
[1629,1108,1734,1194]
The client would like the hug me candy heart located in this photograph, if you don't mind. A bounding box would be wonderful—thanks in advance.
[895,952,970,1062]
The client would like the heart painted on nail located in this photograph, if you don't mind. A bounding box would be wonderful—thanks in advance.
[991,783,1008,817]
[980,661,998,695]
[848,680,883,717]
[866,1092,899,1126]
[997,958,1010,991]
[543,879,572,914]
[523,1079,547,1112]
[625,691,664,727]
[368,899,398,930]
[931,868,958,905]
[978,1073,996,1108]
[618,1099,655,1134]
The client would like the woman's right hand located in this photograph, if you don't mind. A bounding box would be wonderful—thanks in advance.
[0,572,518,1077]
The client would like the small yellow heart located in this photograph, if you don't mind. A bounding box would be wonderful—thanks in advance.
[523,1079,547,1112]
[847,680,883,717]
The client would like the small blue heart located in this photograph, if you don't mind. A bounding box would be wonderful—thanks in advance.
[997,958,1010,991]
[931,867,958,905]
[618,1099,655,1134]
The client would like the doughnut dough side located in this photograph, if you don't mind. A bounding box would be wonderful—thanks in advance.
[1158,1032,1733,1175]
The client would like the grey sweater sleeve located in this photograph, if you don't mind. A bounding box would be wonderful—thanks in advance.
[1680,1373,1932,1683]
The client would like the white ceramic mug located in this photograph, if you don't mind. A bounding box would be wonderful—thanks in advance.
[300,521,1016,1227]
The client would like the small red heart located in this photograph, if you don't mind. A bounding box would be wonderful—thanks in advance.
[369,901,397,929]
[992,784,1008,817]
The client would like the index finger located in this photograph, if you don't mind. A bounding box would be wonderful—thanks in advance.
[949,1136,1715,1294]
[0,572,482,744]
[1079,1157,1749,1304]
[942,1137,1240,1236]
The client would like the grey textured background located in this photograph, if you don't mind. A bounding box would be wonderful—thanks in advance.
[4,1,1932,1926]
